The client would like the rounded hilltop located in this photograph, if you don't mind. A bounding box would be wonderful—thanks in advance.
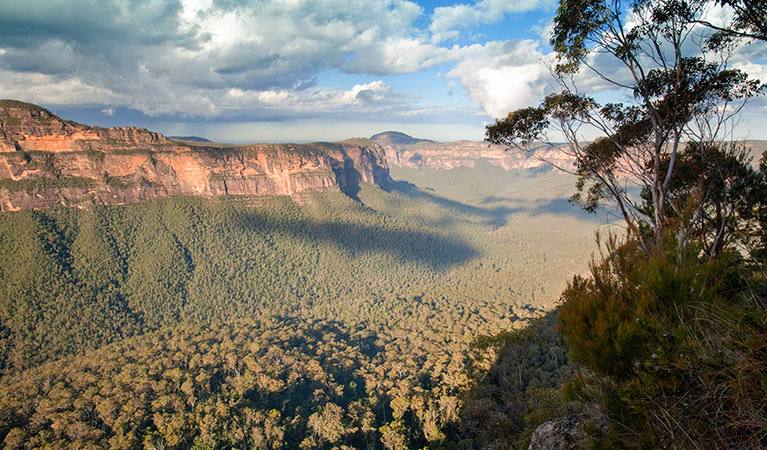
[370,131,433,147]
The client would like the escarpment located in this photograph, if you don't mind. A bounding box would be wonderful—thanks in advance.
[371,131,575,171]
[0,100,390,211]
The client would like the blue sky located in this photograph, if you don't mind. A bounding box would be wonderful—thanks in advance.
[0,0,765,142]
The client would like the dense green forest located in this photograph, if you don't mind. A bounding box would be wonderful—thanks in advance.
[0,165,600,448]
[0,313,571,449]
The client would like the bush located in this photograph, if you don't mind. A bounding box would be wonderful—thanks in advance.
[558,234,767,449]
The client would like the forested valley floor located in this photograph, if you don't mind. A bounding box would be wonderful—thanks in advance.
[0,163,605,449]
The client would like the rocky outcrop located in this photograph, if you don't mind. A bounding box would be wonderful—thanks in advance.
[0,100,390,211]
[0,100,168,153]
[371,131,574,171]
[528,415,586,450]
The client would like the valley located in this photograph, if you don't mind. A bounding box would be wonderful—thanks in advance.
[0,102,605,449]
[3,0,766,447]
[0,185,595,449]
[13,100,764,450]
[5,99,764,449]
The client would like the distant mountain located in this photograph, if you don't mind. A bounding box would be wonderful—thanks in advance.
[168,135,213,143]
[372,130,767,172]
[371,131,574,171]
[370,131,432,147]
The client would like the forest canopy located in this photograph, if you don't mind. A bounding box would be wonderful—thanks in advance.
[0,172,599,449]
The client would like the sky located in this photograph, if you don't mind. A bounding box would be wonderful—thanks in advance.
[0,0,765,143]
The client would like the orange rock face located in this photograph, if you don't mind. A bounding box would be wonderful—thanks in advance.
[0,101,390,211]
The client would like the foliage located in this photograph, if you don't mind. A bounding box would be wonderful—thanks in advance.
[0,169,604,448]
[638,143,766,257]
[486,0,764,255]
[0,176,97,192]
[697,0,767,42]
[445,313,574,450]
[0,99,48,111]
[0,318,454,449]
[510,3,767,444]
[483,3,767,446]
[558,232,767,448]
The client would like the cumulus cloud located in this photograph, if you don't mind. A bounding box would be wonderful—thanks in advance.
[342,38,457,75]
[0,0,427,117]
[3,0,760,133]
[448,40,554,118]
[215,80,413,122]
[0,0,567,124]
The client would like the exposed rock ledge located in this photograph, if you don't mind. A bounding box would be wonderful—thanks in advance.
[528,414,586,450]
[0,100,390,211]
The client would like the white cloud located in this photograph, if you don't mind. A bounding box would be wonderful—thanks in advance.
[429,0,554,43]
[736,61,767,85]
[3,0,760,135]
[215,80,410,121]
[0,70,120,106]
[429,4,484,42]
[448,40,553,118]
[0,0,566,124]
[530,19,555,43]
[0,0,427,116]
[180,0,213,23]
[342,37,457,75]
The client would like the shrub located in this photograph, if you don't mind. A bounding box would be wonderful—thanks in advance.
[558,233,767,449]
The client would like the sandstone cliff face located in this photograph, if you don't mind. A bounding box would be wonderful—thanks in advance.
[0,100,390,211]
[371,131,575,171]
[0,101,168,153]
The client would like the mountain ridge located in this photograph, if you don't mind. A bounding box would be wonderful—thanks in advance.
[370,130,575,171]
[372,131,767,172]
[0,100,391,211]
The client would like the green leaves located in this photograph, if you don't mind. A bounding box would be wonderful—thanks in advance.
[557,230,767,448]
[485,107,549,147]
[487,0,765,256]
[486,93,596,149]
[552,0,610,72]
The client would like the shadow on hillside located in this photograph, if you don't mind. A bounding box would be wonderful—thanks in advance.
[442,309,573,449]
[230,206,479,270]
[336,165,362,200]
[482,195,605,221]
[385,180,521,227]
[386,179,604,228]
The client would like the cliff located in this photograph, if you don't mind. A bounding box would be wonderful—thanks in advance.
[371,131,767,173]
[0,100,390,211]
[371,131,574,171]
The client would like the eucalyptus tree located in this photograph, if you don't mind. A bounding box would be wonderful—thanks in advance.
[699,0,767,41]
[486,0,764,255]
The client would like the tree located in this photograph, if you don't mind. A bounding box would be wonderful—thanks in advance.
[486,0,764,255]
[697,0,767,42]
